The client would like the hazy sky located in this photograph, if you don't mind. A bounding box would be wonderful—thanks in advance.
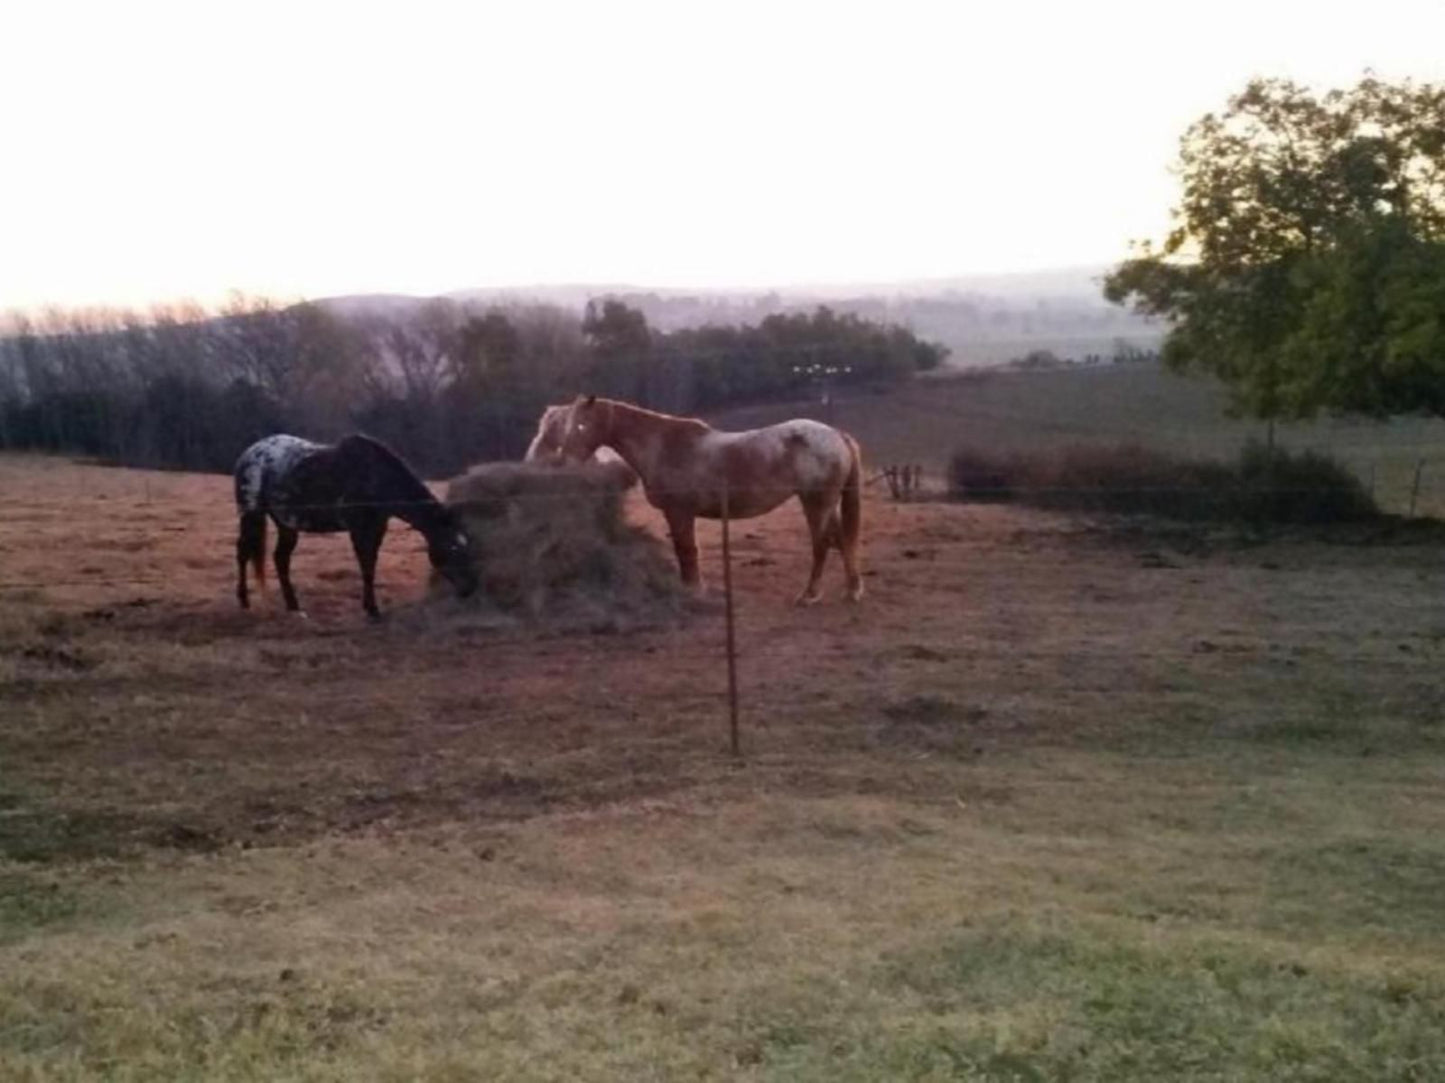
[3,0,1443,310]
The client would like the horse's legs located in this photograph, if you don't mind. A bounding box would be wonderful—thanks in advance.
[663,507,702,590]
[273,525,302,612]
[795,492,836,605]
[348,516,388,618]
[839,523,864,602]
[824,507,865,599]
[809,496,862,602]
[236,511,265,609]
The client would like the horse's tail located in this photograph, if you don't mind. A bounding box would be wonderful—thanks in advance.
[233,451,268,590]
[840,432,862,557]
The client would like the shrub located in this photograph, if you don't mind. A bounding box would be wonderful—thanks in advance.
[948,440,1377,524]
[946,447,1019,502]
[1233,441,1377,523]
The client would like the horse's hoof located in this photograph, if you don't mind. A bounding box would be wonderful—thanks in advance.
[847,584,865,603]
[794,591,823,607]
[292,610,310,621]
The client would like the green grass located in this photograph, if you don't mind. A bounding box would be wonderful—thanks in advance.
[1267,835,1445,939]
[4,741,1443,1081]
[858,934,1440,1082]
[0,798,133,865]
[0,870,82,942]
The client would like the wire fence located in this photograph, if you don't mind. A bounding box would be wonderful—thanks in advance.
[6,385,1445,539]
[8,438,1445,763]
[4,340,1443,797]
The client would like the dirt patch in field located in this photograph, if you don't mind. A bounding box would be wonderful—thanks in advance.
[1,454,1443,861]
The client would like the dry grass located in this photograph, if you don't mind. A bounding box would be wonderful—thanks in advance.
[2,454,1445,1079]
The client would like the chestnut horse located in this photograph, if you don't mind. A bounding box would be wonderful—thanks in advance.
[525,404,633,478]
[555,396,863,603]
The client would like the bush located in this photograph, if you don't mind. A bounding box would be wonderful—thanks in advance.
[946,447,1020,502]
[1233,441,1377,523]
[948,440,1377,524]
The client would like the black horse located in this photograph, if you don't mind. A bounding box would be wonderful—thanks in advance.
[234,433,477,617]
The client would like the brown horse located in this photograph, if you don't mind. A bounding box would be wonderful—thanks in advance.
[555,396,863,603]
[525,404,585,462]
[525,404,638,488]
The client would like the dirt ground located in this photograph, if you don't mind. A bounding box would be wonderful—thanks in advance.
[3,454,1445,1079]
[1,452,1442,856]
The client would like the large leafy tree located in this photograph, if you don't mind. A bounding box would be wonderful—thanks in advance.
[1105,75,1445,421]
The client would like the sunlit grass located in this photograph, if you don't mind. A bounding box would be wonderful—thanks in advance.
[4,740,1444,1080]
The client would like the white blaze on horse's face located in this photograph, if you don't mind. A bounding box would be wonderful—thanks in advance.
[560,401,604,462]
[428,524,478,597]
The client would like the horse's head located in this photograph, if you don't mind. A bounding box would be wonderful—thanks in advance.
[523,405,569,465]
[558,395,607,462]
[427,514,479,598]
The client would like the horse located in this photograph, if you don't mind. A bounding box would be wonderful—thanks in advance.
[525,403,640,489]
[525,404,581,462]
[554,396,864,604]
[233,433,477,618]
[526,405,633,472]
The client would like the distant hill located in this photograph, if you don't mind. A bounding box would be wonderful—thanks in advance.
[320,266,1162,369]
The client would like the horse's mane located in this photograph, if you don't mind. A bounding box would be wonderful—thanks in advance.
[526,405,567,455]
[338,434,447,521]
[601,398,712,433]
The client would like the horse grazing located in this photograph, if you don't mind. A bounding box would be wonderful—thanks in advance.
[233,433,477,618]
[555,396,863,604]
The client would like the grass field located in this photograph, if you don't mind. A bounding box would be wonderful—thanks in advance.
[2,446,1444,1080]
[715,364,1445,518]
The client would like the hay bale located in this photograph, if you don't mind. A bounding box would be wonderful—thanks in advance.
[436,461,686,623]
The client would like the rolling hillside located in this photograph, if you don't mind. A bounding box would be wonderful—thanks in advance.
[712,363,1445,517]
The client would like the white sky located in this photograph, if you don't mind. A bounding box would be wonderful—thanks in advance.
[2,0,1442,310]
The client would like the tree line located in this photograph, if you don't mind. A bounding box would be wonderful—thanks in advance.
[1107,74,1445,426]
[0,296,943,476]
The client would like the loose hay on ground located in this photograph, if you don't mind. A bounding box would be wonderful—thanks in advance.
[435,461,691,626]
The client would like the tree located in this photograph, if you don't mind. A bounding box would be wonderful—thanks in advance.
[445,311,528,463]
[582,299,651,360]
[382,299,461,404]
[1104,74,1445,422]
[582,299,653,401]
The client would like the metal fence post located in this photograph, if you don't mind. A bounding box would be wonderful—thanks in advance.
[721,482,740,758]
